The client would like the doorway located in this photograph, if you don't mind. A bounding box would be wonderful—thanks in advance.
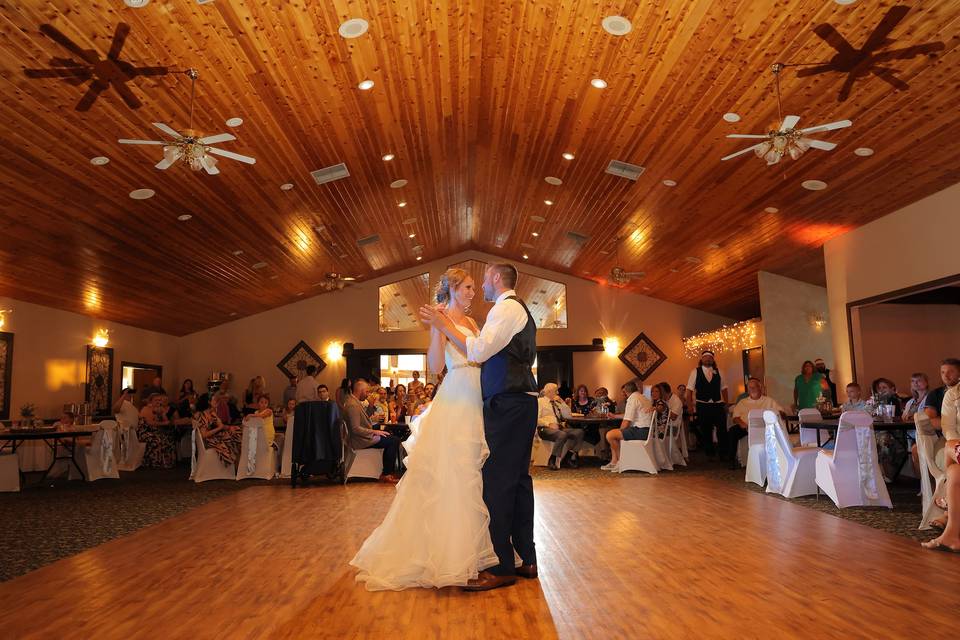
[121,361,163,405]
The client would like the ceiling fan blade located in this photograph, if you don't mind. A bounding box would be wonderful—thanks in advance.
[198,133,236,145]
[75,79,108,112]
[39,24,99,64]
[155,149,182,170]
[726,134,769,139]
[798,119,852,135]
[721,143,766,161]
[107,22,130,60]
[862,5,910,53]
[780,115,800,130]
[806,139,837,151]
[811,23,857,58]
[118,138,165,145]
[206,147,256,164]
[152,122,183,139]
[201,155,220,175]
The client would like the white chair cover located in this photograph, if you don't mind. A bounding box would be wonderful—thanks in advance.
[764,410,818,498]
[280,415,295,478]
[651,415,673,471]
[346,448,384,481]
[115,416,146,472]
[190,420,236,483]
[530,429,553,467]
[667,413,686,467]
[815,411,892,509]
[618,412,659,475]
[16,440,52,472]
[798,408,828,447]
[0,452,20,492]
[237,417,277,480]
[915,412,946,529]
[744,410,766,486]
[71,421,120,482]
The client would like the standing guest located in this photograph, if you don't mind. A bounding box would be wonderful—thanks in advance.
[343,378,400,483]
[676,383,693,449]
[282,376,298,406]
[686,350,729,461]
[841,382,868,411]
[571,385,595,415]
[603,382,652,472]
[250,393,276,445]
[924,359,960,430]
[318,384,331,402]
[392,384,409,423]
[921,376,960,553]
[558,381,573,403]
[137,393,177,469]
[336,378,351,410]
[296,365,319,402]
[793,360,826,411]
[903,373,930,421]
[178,379,197,404]
[195,395,242,467]
[815,358,838,406]
[141,376,166,403]
[536,383,585,470]
[218,377,237,405]
[282,398,297,424]
[211,392,233,425]
[731,378,785,465]
[243,376,266,416]
[408,371,424,397]
[113,387,140,427]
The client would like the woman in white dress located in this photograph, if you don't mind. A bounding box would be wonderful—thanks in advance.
[350,268,498,590]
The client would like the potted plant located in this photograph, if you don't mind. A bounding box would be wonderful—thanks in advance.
[19,403,36,429]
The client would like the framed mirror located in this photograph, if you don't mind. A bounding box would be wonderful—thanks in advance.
[379,273,430,332]
[449,260,567,329]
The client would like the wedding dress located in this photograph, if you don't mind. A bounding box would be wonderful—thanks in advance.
[350,323,498,590]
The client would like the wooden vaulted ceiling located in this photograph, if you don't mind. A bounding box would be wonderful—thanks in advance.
[1,1,959,335]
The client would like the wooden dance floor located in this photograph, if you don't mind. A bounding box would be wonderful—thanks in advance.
[1,473,952,639]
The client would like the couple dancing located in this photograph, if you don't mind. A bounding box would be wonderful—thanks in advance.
[350,263,539,591]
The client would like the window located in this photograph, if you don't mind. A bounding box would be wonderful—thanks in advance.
[378,353,427,387]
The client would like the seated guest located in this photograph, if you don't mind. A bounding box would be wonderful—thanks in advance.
[603,382,652,472]
[841,382,868,411]
[336,378,350,409]
[343,378,400,483]
[658,382,683,422]
[53,411,76,430]
[365,385,385,421]
[793,360,826,411]
[282,376,298,406]
[922,375,960,553]
[195,395,242,467]
[871,377,903,416]
[537,383,585,470]
[282,398,297,424]
[571,384,595,415]
[137,393,177,469]
[318,384,331,402]
[113,387,140,426]
[872,377,906,480]
[391,384,409,423]
[296,365,320,402]
[923,359,960,430]
[212,390,233,425]
[731,378,785,465]
[250,393,276,445]
[593,387,617,413]
[903,373,930,421]
[161,394,191,427]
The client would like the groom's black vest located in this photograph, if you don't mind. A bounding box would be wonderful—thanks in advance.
[480,295,537,401]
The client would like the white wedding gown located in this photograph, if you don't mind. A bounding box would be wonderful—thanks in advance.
[350,324,498,590]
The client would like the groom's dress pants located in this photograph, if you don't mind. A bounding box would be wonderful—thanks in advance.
[483,392,538,576]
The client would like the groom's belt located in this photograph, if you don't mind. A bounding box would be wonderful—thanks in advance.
[449,362,481,371]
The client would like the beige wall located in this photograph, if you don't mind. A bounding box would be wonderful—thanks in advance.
[853,304,960,393]
[758,271,835,409]
[0,296,179,420]
[176,249,741,401]
[824,181,960,390]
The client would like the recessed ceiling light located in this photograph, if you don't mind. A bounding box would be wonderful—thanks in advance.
[662,179,677,187]
[545,176,562,185]
[802,180,828,191]
[339,18,369,39]
[280,183,294,191]
[382,153,395,161]
[229,312,237,317]
[520,242,534,248]
[707,243,720,249]
[562,152,575,161]
[390,179,408,188]
[232,250,244,256]
[296,292,304,297]
[764,206,779,213]
[854,147,874,157]
[669,268,679,273]
[590,78,608,89]
[599,250,609,255]
[252,262,268,269]
[129,188,154,200]
[343,277,356,281]
[834,0,857,4]
[269,275,279,280]
[402,217,417,224]
[90,156,109,165]
[530,215,546,222]
[684,256,702,264]
[601,15,632,36]
[416,256,422,261]
[544,200,554,205]
[531,231,539,237]
[225,117,243,127]
[723,112,741,123]
[124,0,150,7]
[177,214,192,221]
[408,233,416,238]
[522,254,529,260]
[411,244,424,252]
[358,79,375,91]
[314,225,326,234]
[643,286,651,291]
[398,201,407,207]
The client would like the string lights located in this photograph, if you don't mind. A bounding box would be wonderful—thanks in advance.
[682,318,761,359]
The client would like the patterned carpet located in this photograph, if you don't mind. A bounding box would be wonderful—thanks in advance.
[0,455,935,582]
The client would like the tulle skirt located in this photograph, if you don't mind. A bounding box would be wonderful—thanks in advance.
[350,366,498,590]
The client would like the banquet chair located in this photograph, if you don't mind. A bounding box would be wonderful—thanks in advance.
[798,408,827,447]
[115,416,146,472]
[190,421,236,483]
[0,451,20,492]
[236,417,277,480]
[915,412,946,529]
[279,415,295,478]
[531,430,553,467]
[744,410,767,487]
[667,413,686,467]
[71,420,120,482]
[618,413,659,475]
[651,418,673,471]
[764,410,818,498]
[815,411,892,509]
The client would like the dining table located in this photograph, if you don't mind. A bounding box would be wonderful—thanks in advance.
[0,426,99,484]
[802,418,916,481]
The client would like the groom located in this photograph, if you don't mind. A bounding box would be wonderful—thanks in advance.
[420,262,539,591]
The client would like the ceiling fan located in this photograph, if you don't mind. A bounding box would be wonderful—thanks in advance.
[117,69,255,174]
[610,266,645,286]
[721,63,852,165]
[314,272,356,292]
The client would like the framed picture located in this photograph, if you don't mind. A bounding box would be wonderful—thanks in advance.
[85,345,114,415]
[0,332,13,420]
[618,332,667,381]
[276,341,326,379]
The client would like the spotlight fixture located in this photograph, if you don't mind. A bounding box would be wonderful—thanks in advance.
[723,112,741,123]
[129,188,155,200]
[854,147,874,157]
[764,206,779,213]
[416,256,422,261]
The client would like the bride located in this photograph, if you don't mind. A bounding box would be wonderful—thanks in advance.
[350,268,498,590]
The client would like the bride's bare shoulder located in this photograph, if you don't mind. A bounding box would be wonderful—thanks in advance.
[465,316,481,334]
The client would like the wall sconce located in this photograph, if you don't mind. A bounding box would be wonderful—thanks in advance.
[603,337,620,356]
[808,312,826,330]
[92,328,110,348]
[326,340,344,361]
[0,309,10,330]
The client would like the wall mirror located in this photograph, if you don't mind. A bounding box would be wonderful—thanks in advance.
[379,273,430,332]
[449,260,567,329]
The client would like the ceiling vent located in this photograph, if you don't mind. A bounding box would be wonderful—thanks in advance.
[357,234,380,247]
[310,163,350,185]
[566,231,590,245]
[605,160,645,181]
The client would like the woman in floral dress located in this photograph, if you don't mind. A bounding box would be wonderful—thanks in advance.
[137,394,178,469]
[195,393,242,467]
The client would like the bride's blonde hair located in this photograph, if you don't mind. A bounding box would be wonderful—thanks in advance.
[435,268,470,305]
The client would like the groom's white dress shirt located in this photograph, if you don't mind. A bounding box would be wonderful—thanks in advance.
[466,289,528,364]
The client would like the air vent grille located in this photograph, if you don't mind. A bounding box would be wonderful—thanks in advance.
[566,231,590,244]
[357,234,380,246]
[605,160,645,181]
[310,163,350,185]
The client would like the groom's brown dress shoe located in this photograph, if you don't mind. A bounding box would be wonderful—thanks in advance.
[462,570,517,592]
[515,564,538,579]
